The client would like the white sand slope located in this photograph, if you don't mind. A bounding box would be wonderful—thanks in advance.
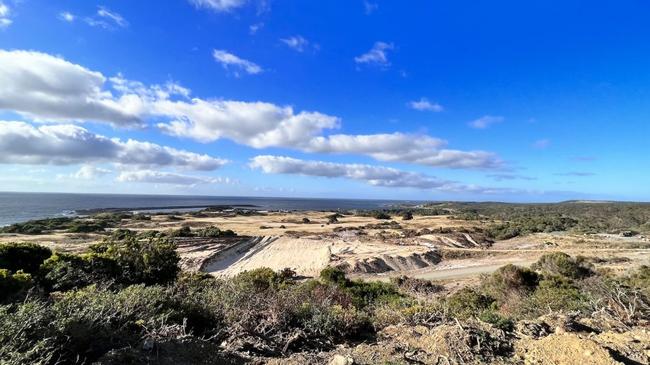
[203,235,441,277]
[204,236,332,277]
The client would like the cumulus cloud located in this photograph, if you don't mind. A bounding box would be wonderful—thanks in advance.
[116,170,233,185]
[73,165,112,179]
[0,49,504,171]
[156,100,340,147]
[355,42,394,67]
[251,155,509,193]
[249,22,263,34]
[0,2,12,28]
[469,115,504,129]
[281,35,309,52]
[408,98,443,112]
[213,49,263,76]
[85,6,128,29]
[0,50,143,126]
[189,0,247,12]
[0,121,227,170]
[59,11,76,22]
[250,155,452,189]
[304,133,502,169]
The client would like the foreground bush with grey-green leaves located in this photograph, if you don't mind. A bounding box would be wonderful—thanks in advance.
[0,240,648,364]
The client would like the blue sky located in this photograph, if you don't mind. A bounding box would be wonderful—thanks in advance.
[0,0,648,201]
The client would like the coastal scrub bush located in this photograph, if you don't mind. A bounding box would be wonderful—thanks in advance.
[97,237,180,285]
[401,211,414,220]
[517,275,589,318]
[195,226,236,238]
[390,276,444,296]
[66,221,108,233]
[40,252,119,292]
[531,252,592,279]
[373,211,391,220]
[0,242,52,273]
[320,266,348,287]
[0,269,33,302]
[0,285,182,364]
[443,287,495,319]
[482,264,539,305]
[232,267,293,291]
[168,225,193,237]
[0,217,74,235]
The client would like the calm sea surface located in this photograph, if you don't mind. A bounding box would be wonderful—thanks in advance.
[0,192,414,226]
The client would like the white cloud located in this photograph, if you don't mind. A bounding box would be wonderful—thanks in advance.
[0,50,144,127]
[156,100,340,147]
[0,49,504,171]
[189,0,247,12]
[304,133,502,169]
[469,115,504,129]
[249,22,263,34]
[251,155,508,193]
[117,170,234,185]
[363,0,378,15]
[0,121,227,170]
[408,98,443,112]
[0,2,12,28]
[355,42,394,67]
[72,165,112,179]
[281,35,309,52]
[85,6,128,29]
[250,155,452,190]
[59,11,76,22]
[212,49,263,76]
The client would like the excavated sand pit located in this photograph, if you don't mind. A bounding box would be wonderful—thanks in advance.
[202,236,441,277]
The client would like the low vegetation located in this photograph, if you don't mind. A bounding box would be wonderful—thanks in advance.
[438,201,650,239]
[0,234,647,364]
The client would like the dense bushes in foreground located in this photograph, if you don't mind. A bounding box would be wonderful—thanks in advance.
[0,240,648,364]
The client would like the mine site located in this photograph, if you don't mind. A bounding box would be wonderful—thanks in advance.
[1,202,649,364]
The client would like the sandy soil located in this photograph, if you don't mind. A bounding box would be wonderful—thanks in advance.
[2,211,648,282]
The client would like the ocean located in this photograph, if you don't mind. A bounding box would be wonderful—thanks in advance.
[0,192,413,226]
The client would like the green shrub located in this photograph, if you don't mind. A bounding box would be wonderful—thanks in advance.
[0,285,182,364]
[390,276,444,296]
[373,212,391,220]
[0,217,74,234]
[482,264,539,304]
[532,252,592,279]
[0,269,33,302]
[518,275,589,317]
[195,226,236,238]
[66,221,107,233]
[346,280,401,308]
[109,228,136,241]
[168,226,193,237]
[320,266,348,286]
[401,211,414,220]
[0,242,52,273]
[626,265,650,295]
[444,287,495,319]
[478,310,514,332]
[100,237,180,285]
[40,252,119,292]
[232,267,295,291]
